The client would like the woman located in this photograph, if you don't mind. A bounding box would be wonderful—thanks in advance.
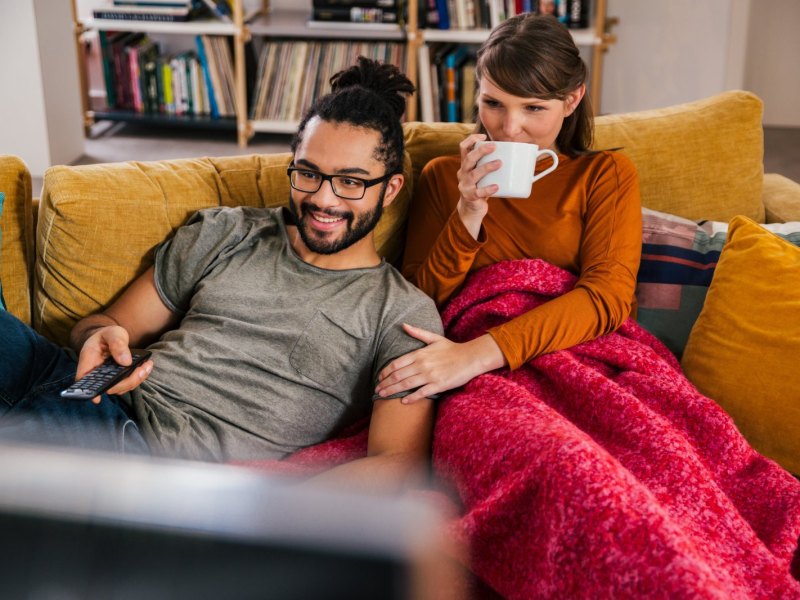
[376,13,641,401]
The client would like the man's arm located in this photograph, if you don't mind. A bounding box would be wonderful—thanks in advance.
[69,265,180,401]
[310,397,434,493]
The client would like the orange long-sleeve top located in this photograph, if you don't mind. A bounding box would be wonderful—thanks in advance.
[402,150,642,370]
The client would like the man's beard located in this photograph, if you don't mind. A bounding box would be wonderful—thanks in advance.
[289,190,385,256]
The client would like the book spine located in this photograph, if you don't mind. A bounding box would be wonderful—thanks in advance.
[195,35,219,118]
[97,31,117,108]
[566,0,588,28]
[311,7,399,22]
[312,0,397,7]
[92,10,190,22]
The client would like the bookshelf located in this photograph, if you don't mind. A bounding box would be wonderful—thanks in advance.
[71,0,616,147]
[72,0,266,146]
[410,0,617,121]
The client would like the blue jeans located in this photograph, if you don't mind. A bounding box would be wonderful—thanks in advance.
[0,310,149,454]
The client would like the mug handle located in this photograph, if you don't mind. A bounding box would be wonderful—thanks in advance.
[531,149,559,183]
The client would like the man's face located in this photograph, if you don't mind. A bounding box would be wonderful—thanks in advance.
[289,118,399,256]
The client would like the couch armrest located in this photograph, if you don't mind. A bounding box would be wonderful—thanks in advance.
[0,155,34,325]
[763,173,800,223]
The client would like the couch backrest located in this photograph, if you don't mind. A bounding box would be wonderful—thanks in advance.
[402,90,765,223]
[0,155,34,324]
[35,152,413,345]
[33,90,767,346]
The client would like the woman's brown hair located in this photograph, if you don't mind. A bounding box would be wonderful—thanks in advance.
[474,14,593,156]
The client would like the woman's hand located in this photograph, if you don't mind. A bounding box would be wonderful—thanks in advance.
[456,134,501,240]
[76,325,154,404]
[376,324,507,404]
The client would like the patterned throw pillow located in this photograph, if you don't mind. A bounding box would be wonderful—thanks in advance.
[635,208,800,357]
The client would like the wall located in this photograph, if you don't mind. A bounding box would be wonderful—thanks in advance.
[600,0,751,114]
[744,0,800,127]
[0,0,84,178]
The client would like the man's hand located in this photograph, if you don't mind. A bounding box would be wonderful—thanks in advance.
[375,325,507,403]
[76,325,153,404]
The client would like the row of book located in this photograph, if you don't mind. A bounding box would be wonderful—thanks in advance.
[98,32,237,118]
[423,0,591,30]
[417,43,477,123]
[250,40,406,122]
[93,0,233,23]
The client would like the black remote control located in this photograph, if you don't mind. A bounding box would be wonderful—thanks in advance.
[60,352,152,400]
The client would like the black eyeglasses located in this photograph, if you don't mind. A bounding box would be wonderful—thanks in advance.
[287,166,394,200]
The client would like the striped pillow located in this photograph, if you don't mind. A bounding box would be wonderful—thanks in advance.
[636,208,800,357]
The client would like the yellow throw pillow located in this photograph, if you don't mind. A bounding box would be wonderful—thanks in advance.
[681,215,800,474]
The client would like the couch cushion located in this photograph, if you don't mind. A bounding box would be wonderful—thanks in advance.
[594,90,765,223]
[36,151,413,346]
[636,208,800,358]
[0,155,33,324]
[404,121,471,186]
[0,192,5,310]
[681,216,800,475]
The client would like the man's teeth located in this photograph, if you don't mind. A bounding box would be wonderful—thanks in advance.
[313,214,342,223]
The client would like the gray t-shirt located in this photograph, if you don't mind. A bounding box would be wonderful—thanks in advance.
[129,206,442,462]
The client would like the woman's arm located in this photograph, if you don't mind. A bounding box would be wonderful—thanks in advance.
[381,152,642,397]
[402,135,501,306]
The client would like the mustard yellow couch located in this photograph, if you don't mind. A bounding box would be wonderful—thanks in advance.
[2,90,799,471]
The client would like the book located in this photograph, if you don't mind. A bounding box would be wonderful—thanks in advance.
[97,31,117,107]
[416,43,434,122]
[434,0,449,29]
[195,35,219,118]
[196,0,232,22]
[566,0,589,28]
[444,45,470,122]
[93,6,193,22]
[113,0,191,6]
[311,6,399,23]
[312,0,396,6]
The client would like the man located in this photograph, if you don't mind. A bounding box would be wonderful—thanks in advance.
[0,59,442,487]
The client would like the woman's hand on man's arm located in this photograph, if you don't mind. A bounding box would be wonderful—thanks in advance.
[375,325,507,404]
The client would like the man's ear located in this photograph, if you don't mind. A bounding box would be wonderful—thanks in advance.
[381,174,405,209]
[565,84,586,117]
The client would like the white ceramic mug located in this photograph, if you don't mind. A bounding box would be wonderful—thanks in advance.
[475,141,559,198]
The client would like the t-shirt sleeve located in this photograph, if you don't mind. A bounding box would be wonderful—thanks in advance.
[402,157,486,306]
[372,293,444,400]
[488,152,642,369]
[154,207,249,314]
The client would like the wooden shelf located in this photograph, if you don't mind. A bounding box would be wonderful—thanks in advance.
[72,0,616,145]
[81,17,238,36]
[90,110,237,130]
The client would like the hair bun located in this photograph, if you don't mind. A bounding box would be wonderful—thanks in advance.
[329,56,415,119]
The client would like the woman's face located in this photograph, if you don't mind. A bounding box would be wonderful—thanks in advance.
[476,77,584,151]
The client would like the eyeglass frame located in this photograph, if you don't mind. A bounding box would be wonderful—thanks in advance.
[286,165,397,200]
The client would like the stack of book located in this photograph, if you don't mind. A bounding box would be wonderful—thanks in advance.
[422,0,591,30]
[92,0,233,23]
[250,40,406,122]
[309,0,404,28]
[98,32,238,119]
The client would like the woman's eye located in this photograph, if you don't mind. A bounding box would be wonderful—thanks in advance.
[482,99,501,108]
[526,105,543,112]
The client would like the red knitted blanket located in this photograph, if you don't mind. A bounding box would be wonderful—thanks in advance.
[248,259,800,599]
